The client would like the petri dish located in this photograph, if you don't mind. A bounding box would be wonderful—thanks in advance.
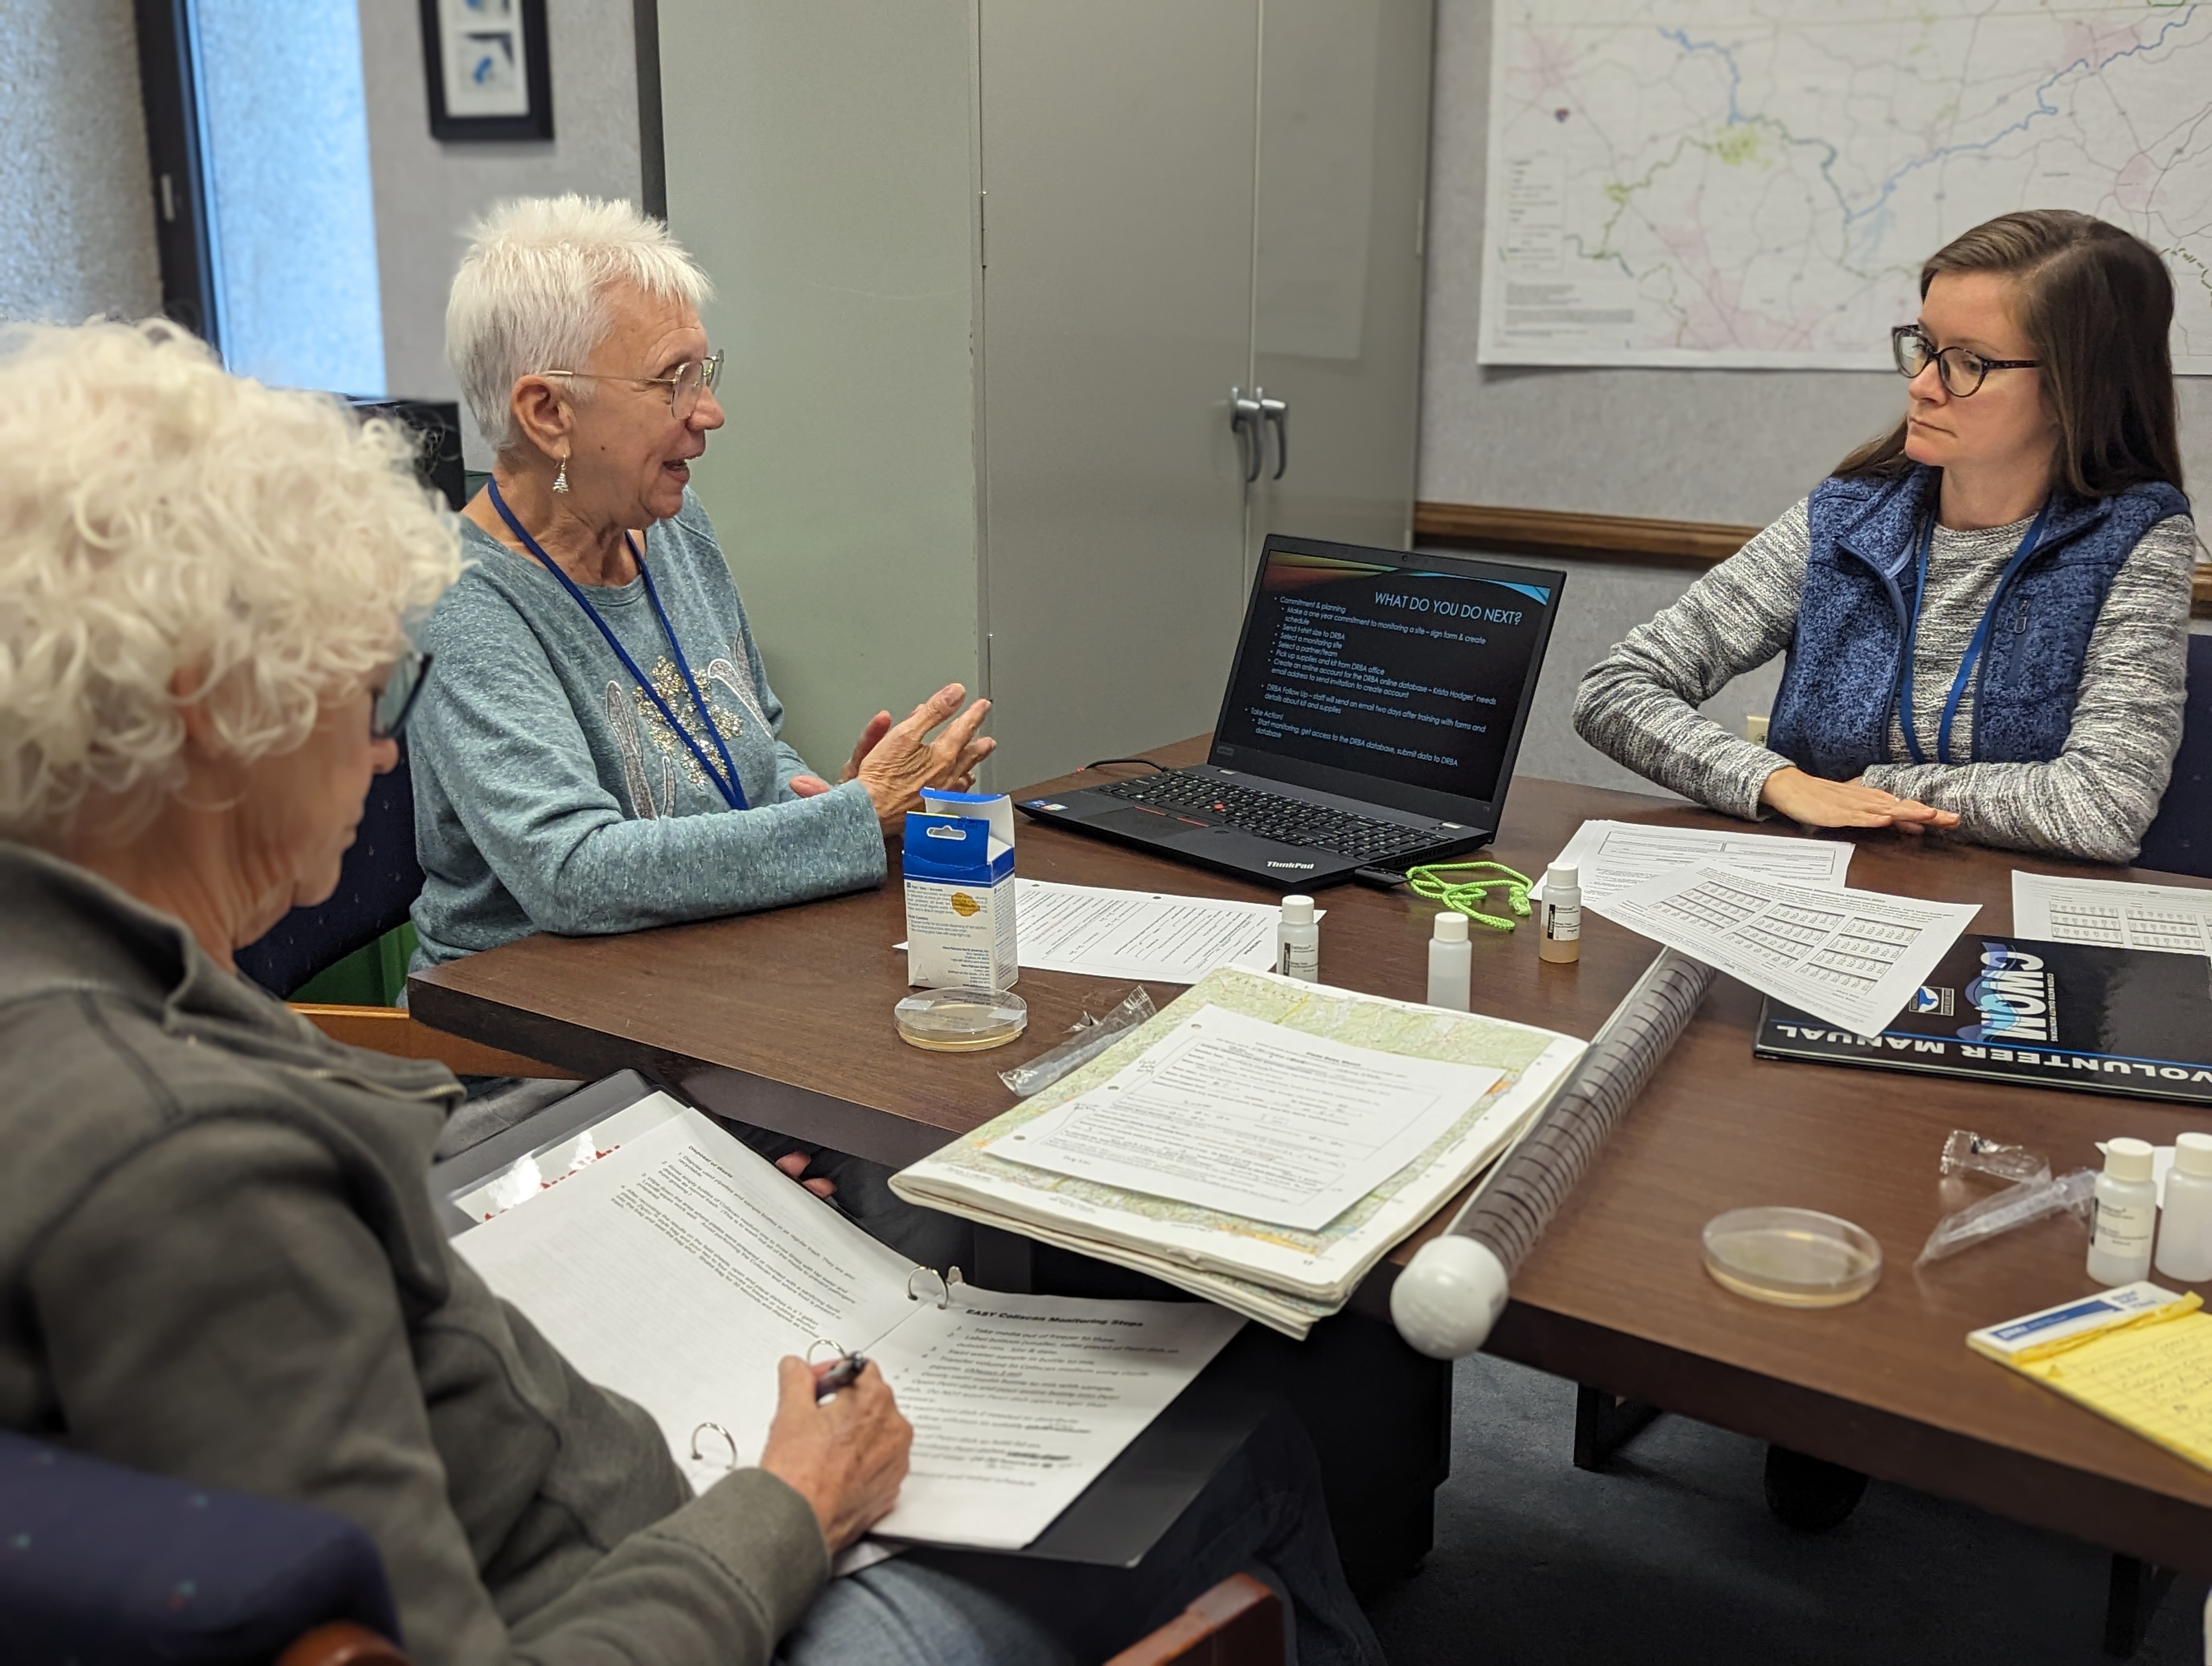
[1702,1207,1882,1308]
[895,988,1029,1053]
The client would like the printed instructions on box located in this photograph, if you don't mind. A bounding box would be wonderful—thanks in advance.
[1593,864,1979,1036]
[982,1004,1504,1231]
[2011,872,2212,957]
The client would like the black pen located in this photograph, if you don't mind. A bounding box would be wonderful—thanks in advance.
[815,1352,868,1401]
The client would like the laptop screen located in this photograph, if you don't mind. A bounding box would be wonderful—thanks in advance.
[1210,541,1562,818]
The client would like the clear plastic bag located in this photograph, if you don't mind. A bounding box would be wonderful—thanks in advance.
[1916,1168,2096,1267]
[997,986,1156,1098]
[1939,1129,2052,1188]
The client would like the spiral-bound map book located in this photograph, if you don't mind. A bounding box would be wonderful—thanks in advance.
[1754,934,2212,1107]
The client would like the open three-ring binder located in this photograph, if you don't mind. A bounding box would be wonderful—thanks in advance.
[431,1078,1249,1559]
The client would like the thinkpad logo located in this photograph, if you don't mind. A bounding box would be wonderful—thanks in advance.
[1265,860,1316,870]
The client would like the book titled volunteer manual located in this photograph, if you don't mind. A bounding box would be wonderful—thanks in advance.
[891,967,1588,1338]
[1753,934,2212,1107]
[451,1097,1242,1553]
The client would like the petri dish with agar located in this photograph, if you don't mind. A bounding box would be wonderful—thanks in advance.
[1702,1207,1882,1308]
[895,988,1028,1053]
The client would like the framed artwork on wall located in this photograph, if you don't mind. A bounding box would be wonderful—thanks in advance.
[420,0,553,142]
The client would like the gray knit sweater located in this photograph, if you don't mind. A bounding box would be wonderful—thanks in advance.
[1572,498,2198,864]
[409,490,886,969]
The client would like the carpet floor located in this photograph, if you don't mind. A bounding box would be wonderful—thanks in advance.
[1362,1353,2207,1664]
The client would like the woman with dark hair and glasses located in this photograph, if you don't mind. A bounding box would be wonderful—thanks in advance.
[1574,209,2195,864]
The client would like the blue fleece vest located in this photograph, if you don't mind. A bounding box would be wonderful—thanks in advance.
[1766,466,2188,780]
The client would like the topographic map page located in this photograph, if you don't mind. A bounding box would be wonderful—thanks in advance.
[1481,2,2212,370]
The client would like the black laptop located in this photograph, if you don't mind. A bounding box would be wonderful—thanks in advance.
[1018,534,1565,888]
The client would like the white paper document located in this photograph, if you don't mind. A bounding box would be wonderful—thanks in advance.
[455,1110,1241,1551]
[2011,872,2212,958]
[1010,880,1297,982]
[981,1004,1506,1232]
[898,879,1317,984]
[1592,865,1980,1037]
[1531,820,1854,907]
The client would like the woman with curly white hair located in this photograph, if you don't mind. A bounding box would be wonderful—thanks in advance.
[0,318,899,1661]
[0,324,1382,1666]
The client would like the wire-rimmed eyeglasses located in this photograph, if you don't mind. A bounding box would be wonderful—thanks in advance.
[372,649,432,741]
[1891,326,2039,398]
[534,350,725,420]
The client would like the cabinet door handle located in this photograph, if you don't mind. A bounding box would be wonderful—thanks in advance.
[1259,392,1288,480]
[1230,386,1263,483]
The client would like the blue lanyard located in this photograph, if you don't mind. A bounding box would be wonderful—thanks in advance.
[486,479,748,810]
[1898,496,2054,767]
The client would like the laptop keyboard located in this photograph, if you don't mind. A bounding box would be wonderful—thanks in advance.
[1096,772,1446,863]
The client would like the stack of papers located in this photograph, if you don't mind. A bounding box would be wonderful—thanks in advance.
[1590,864,1979,1036]
[893,967,1586,1337]
[1532,820,1854,906]
[2011,872,2212,957]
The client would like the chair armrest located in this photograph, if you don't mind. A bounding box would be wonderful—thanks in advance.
[1104,1572,1283,1666]
[278,1621,410,1666]
[291,1005,583,1080]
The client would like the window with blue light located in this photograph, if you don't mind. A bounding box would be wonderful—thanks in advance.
[190,0,385,395]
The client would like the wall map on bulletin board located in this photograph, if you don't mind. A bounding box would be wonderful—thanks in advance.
[1481,2,2212,371]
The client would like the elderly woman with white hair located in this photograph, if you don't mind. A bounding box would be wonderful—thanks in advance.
[0,319,1385,1666]
[411,193,986,963]
[411,193,992,1260]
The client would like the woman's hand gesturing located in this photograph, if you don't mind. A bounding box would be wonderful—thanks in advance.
[854,684,995,832]
[1759,766,1960,833]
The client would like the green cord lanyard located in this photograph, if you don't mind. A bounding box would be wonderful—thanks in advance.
[1405,861,1534,933]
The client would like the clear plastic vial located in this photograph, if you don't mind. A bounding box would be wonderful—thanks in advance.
[2087,1137,2159,1286]
[2154,1132,2212,1284]
[1278,894,1319,983]
[1539,861,1582,964]
[1427,911,1471,1011]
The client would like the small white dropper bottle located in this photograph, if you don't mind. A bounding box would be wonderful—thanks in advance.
[1278,894,1319,983]
[1427,911,1471,1011]
[2087,1137,2159,1286]
[2155,1132,2212,1284]
[1539,861,1582,964]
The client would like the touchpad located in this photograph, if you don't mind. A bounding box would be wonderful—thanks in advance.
[1088,805,1208,842]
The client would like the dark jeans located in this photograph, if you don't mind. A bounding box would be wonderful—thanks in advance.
[719,1119,976,1272]
[775,1402,1386,1665]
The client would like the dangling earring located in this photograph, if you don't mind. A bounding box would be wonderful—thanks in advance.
[552,455,571,494]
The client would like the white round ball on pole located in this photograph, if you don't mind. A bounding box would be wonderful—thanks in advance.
[1390,1234,1511,1360]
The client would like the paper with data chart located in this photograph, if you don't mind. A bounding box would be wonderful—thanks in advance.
[1593,866,1980,1037]
[1529,820,1853,907]
[2010,873,2212,959]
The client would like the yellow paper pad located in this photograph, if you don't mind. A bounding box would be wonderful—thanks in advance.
[1985,1295,2212,1474]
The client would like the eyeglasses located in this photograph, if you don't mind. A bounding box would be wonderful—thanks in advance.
[1891,326,2039,397]
[371,649,432,741]
[535,350,724,420]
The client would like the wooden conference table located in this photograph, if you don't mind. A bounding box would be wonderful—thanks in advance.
[410,739,2212,1584]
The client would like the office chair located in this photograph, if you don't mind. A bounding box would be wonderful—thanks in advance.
[232,748,574,1080]
[0,1431,407,1665]
[2136,632,2212,880]
[1106,1573,1284,1666]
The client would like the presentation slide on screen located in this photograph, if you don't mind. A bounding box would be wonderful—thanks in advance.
[1218,554,1551,802]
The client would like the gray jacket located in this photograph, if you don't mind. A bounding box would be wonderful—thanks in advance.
[0,842,827,1664]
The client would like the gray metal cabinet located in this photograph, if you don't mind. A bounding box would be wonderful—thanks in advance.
[655,0,1431,789]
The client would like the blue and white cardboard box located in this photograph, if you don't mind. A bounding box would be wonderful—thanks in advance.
[903,812,1018,990]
